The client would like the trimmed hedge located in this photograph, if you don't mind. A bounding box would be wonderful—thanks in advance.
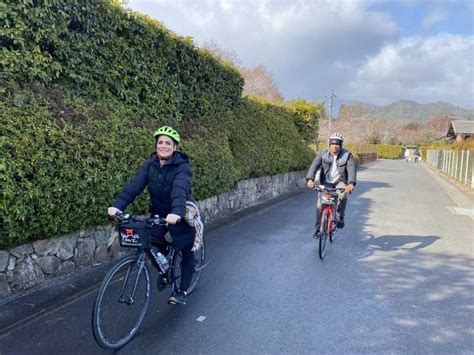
[1,1,317,248]
[1,84,149,248]
[282,99,323,142]
[1,0,243,120]
[375,144,403,159]
[226,99,314,181]
[1,84,314,248]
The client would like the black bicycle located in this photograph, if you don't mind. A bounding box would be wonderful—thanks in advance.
[92,213,206,350]
[315,186,345,259]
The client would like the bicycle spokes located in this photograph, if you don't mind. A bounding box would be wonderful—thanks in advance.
[92,256,151,350]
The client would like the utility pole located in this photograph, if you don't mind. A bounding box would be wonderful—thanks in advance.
[325,90,337,134]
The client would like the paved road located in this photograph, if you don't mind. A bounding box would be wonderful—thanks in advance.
[1,160,473,354]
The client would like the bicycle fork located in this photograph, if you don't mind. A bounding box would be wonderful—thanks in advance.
[118,254,146,305]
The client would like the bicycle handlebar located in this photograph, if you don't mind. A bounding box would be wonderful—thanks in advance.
[113,212,167,226]
[313,185,346,193]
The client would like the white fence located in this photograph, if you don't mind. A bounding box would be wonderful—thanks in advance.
[426,150,473,188]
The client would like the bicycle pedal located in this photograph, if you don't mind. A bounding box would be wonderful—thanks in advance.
[157,276,168,291]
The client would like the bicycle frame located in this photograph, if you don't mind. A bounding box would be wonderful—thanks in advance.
[317,186,340,235]
[314,185,344,259]
[118,253,147,305]
[321,204,336,235]
[144,245,180,289]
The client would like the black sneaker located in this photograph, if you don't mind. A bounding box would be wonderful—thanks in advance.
[336,216,345,229]
[313,230,320,239]
[168,290,187,305]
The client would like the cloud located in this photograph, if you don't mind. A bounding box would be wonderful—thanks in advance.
[348,34,474,108]
[128,0,398,95]
[127,0,473,108]
[422,9,445,28]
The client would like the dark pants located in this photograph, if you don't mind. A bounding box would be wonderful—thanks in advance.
[151,220,195,292]
[314,182,348,232]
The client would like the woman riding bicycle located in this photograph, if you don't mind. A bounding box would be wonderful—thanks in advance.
[306,133,357,238]
[108,126,196,305]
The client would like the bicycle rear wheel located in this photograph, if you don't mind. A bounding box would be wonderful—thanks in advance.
[319,211,329,259]
[172,239,206,294]
[92,254,151,350]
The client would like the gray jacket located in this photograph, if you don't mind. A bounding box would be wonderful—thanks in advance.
[306,148,357,186]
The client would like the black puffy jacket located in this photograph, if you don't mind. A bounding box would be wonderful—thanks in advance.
[112,151,194,217]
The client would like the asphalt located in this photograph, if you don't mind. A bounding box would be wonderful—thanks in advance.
[0,188,307,336]
[1,159,473,354]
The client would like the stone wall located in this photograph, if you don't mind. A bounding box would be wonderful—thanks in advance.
[0,170,306,295]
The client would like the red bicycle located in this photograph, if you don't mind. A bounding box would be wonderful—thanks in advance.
[315,186,345,259]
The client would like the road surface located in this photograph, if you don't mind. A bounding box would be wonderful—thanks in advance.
[1,159,473,354]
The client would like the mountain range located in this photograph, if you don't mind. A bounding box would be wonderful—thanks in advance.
[338,100,474,122]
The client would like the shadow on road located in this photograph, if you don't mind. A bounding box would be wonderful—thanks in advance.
[343,178,473,352]
[355,247,473,351]
[365,234,440,252]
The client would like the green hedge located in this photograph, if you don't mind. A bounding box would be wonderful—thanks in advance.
[1,0,243,120]
[1,1,316,248]
[282,99,323,142]
[1,84,149,248]
[375,144,403,159]
[1,84,314,248]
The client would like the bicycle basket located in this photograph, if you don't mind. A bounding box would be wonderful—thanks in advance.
[118,221,151,248]
[320,192,338,206]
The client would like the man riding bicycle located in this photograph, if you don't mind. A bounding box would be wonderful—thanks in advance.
[306,133,357,238]
[108,126,196,305]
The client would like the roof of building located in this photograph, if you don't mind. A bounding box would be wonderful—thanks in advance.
[447,120,474,135]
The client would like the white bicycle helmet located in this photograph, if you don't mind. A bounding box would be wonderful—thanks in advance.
[328,132,344,145]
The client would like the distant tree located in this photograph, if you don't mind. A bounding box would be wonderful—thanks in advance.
[201,40,243,68]
[402,122,421,131]
[241,65,283,102]
[202,41,282,102]
[426,116,451,133]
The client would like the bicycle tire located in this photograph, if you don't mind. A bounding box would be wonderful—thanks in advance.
[92,254,151,350]
[319,211,329,259]
[171,239,206,294]
[329,210,334,243]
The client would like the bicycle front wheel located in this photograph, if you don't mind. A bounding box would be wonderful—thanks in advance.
[92,254,151,350]
[319,211,329,259]
[172,239,206,295]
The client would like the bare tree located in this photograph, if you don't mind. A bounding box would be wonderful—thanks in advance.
[241,65,283,102]
[426,116,452,134]
[202,41,282,102]
[201,40,243,68]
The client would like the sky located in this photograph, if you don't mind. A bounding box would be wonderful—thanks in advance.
[125,0,474,110]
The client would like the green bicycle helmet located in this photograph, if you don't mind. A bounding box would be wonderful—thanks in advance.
[153,126,180,143]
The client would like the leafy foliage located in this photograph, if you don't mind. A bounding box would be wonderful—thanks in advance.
[1,1,316,248]
[283,99,324,142]
[375,144,403,159]
[1,0,243,120]
[1,83,314,248]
